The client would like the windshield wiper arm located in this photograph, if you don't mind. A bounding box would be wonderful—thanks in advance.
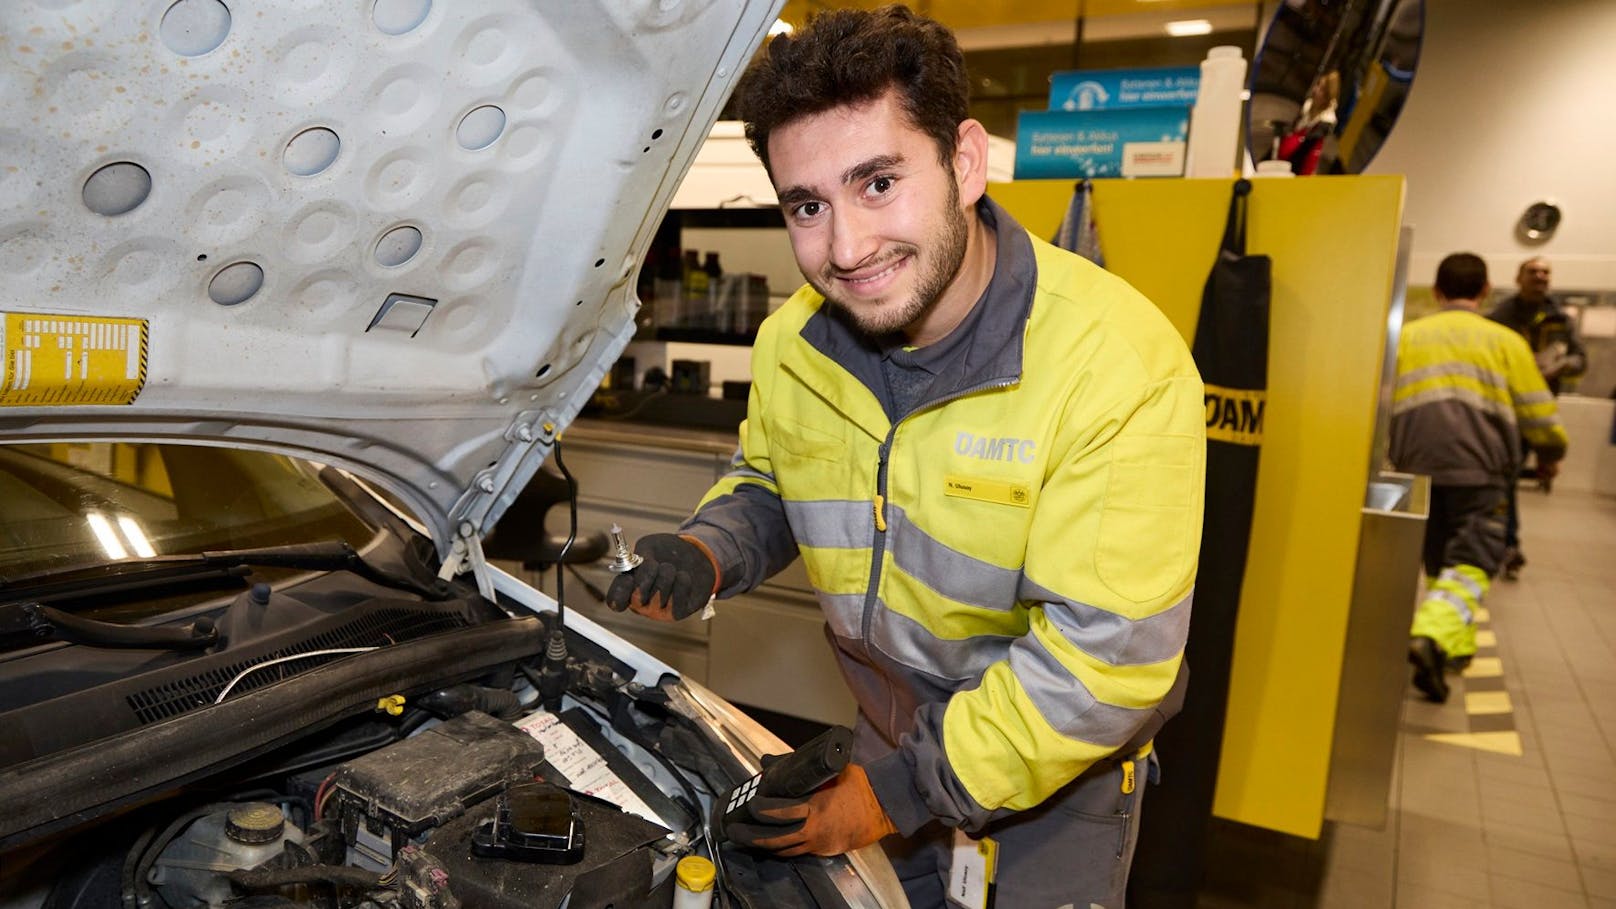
[0,541,452,602]
[1,602,218,651]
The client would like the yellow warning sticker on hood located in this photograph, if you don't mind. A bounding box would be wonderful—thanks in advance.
[1,313,149,407]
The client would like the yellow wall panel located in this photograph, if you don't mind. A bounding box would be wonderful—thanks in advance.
[993,176,1406,838]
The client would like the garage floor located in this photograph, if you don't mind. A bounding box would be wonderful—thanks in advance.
[1197,485,1616,908]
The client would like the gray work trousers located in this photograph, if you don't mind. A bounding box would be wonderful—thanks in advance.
[858,724,1150,909]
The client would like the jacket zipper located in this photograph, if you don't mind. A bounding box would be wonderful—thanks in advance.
[857,376,1016,666]
[860,435,894,665]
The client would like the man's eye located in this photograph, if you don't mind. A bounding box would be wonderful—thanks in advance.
[869,176,895,195]
[794,201,824,218]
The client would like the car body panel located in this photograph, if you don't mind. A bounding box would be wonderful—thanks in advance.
[0,0,780,554]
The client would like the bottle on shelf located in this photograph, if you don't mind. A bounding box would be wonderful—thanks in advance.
[683,249,710,327]
[1184,45,1248,178]
[703,252,726,331]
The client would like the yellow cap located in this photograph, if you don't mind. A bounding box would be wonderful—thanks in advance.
[676,855,716,892]
[375,694,405,716]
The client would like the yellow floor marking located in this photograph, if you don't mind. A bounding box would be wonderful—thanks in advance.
[1473,608,1491,623]
[1463,657,1504,679]
[1475,629,1498,648]
[1465,691,1513,715]
[1424,731,1523,757]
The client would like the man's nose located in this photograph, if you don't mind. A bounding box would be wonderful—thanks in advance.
[828,205,880,271]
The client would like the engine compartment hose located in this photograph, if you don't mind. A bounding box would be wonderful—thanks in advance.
[416,684,523,719]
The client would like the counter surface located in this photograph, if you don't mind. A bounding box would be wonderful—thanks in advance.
[565,417,739,458]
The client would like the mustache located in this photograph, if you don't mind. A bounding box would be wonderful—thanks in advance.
[823,245,919,280]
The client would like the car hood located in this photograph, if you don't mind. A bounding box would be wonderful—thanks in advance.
[0,0,780,554]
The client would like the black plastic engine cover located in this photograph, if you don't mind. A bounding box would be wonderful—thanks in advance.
[414,789,670,908]
[328,711,545,847]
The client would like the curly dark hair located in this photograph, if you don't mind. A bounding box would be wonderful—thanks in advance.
[733,5,970,175]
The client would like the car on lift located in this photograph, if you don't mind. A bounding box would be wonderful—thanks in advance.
[0,2,898,907]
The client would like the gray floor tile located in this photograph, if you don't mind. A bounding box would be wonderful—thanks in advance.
[1323,827,1396,875]
[1585,864,1616,901]
[1490,873,1588,909]
[1543,744,1616,773]
[1556,769,1616,802]
[1398,854,1493,900]
[1486,843,1586,892]
[1566,813,1616,849]
[1560,792,1616,823]
[1574,841,1616,871]
[1393,879,1488,909]
[1477,756,1549,784]
[1532,725,1614,755]
[1317,864,1393,908]
[1400,784,1483,825]
[1483,825,1577,862]
[1482,799,1571,837]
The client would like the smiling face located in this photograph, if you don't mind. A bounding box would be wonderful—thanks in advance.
[766,90,991,344]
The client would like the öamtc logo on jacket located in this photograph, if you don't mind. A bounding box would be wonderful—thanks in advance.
[954,432,1038,463]
[1204,384,1264,446]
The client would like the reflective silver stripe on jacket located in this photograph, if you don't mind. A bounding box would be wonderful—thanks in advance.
[886,505,1022,612]
[867,605,1018,682]
[1398,361,1507,390]
[819,591,865,641]
[1010,630,1155,748]
[1021,580,1193,666]
[784,499,872,549]
[1392,385,1515,424]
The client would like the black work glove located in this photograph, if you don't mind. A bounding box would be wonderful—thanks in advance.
[604,533,719,621]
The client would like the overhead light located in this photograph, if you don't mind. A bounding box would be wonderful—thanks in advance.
[117,516,158,559]
[86,512,128,560]
[1166,19,1214,37]
[769,19,793,37]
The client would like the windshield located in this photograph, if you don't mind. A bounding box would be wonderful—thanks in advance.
[0,442,379,582]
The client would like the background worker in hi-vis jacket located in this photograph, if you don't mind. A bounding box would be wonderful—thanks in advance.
[605,6,1204,907]
[1391,253,1568,704]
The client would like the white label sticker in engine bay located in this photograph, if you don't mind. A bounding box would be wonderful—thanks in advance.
[516,711,672,830]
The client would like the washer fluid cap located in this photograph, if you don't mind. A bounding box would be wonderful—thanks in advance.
[677,855,716,892]
[225,803,286,844]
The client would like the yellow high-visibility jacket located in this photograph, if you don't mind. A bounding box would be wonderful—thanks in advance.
[681,200,1205,834]
[1391,307,1568,486]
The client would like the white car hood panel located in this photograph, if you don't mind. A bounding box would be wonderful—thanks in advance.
[0,0,780,552]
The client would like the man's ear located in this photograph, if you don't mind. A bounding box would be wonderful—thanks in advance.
[953,118,991,207]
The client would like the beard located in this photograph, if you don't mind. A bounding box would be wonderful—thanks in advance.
[808,181,970,338]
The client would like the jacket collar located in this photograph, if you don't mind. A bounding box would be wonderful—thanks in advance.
[784,196,1036,440]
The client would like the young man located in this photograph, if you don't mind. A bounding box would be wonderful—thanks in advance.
[1394,253,1568,703]
[607,7,1204,906]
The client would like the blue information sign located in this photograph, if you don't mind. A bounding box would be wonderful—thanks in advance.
[1013,108,1189,180]
[1048,65,1200,112]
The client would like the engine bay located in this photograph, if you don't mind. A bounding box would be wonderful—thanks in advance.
[1,607,864,909]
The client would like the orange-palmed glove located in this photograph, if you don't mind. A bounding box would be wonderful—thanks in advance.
[738,763,896,858]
